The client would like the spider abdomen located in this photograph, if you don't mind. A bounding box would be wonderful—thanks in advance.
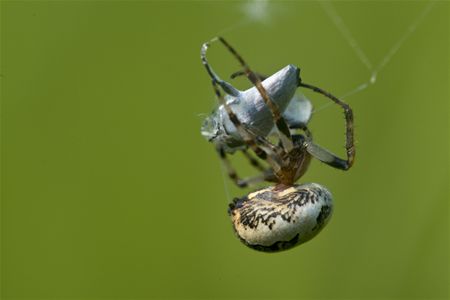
[228,183,333,252]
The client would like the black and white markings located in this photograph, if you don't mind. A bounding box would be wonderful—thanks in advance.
[228,183,333,252]
[200,37,354,252]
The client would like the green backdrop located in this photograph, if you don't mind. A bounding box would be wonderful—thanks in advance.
[2,1,448,299]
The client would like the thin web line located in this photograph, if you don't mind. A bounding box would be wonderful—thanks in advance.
[314,0,435,113]
[372,0,436,77]
[215,19,251,37]
[210,1,435,196]
[210,3,269,201]
[319,1,373,72]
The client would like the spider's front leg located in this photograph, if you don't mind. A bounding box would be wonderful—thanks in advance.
[230,70,267,81]
[209,79,284,177]
[299,83,355,170]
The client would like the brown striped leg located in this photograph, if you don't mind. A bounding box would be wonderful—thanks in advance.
[216,37,294,153]
[230,70,267,81]
[242,149,266,172]
[301,125,313,139]
[299,82,355,170]
[217,147,274,188]
[210,80,283,175]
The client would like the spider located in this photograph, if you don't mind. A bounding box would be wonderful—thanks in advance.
[201,37,355,252]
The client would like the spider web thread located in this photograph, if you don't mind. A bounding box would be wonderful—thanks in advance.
[314,0,435,113]
[213,1,435,201]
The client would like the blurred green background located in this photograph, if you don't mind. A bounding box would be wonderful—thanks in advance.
[1,1,448,299]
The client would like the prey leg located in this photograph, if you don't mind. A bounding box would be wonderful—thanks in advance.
[299,82,355,170]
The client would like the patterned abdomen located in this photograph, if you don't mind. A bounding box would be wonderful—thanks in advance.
[228,183,333,252]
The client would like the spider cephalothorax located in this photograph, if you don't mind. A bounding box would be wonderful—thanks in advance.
[201,37,354,252]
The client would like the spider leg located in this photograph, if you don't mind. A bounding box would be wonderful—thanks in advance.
[242,149,266,172]
[299,83,355,170]
[215,37,294,153]
[210,80,283,175]
[301,125,313,139]
[217,146,275,188]
[230,70,267,81]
